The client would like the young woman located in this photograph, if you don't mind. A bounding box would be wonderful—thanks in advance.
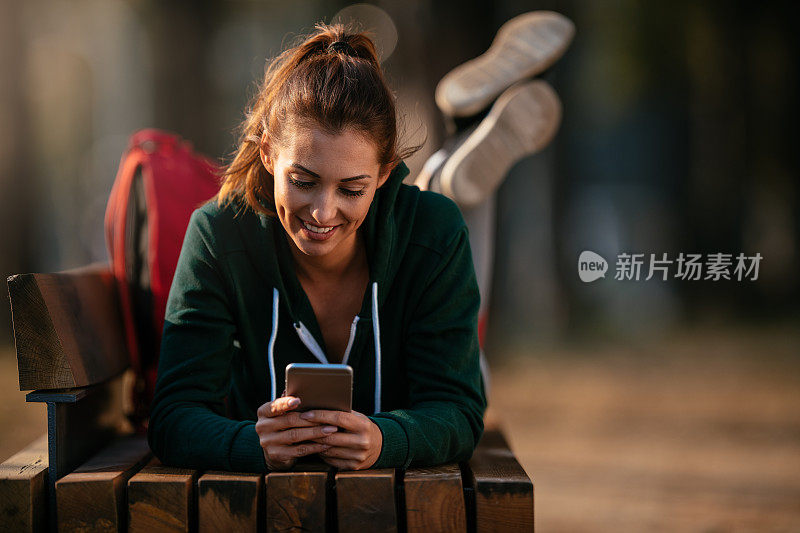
[147,23,487,472]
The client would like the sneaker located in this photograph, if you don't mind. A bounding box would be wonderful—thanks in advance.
[435,11,574,118]
[438,79,561,208]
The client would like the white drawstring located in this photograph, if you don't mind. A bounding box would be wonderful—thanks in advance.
[293,321,328,364]
[372,282,381,414]
[341,316,360,366]
[267,288,279,402]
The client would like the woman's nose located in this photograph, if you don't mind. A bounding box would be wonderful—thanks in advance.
[309,189,337,224]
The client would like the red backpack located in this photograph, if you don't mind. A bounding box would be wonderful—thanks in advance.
[105,129,221,431]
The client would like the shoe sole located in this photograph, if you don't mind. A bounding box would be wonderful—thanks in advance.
[435,11,574,118]
[439,79,561,207]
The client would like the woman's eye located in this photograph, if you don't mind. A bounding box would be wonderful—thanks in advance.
[288,177,314,189]
[289,176,364,197]
[340,188,365,198]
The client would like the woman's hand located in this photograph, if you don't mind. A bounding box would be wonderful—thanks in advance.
[300,409,383,470]
[255,396,340,470]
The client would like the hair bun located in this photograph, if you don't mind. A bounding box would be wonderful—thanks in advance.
[327,40,357,56]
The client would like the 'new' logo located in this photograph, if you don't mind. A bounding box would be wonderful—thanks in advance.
[578,251,607,282]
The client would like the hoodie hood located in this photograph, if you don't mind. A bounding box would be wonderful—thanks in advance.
[360,161,414,307]
[234,161,414,411]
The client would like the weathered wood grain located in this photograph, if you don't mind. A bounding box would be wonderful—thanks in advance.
[127,457,198,532]
[198,470,263,533]
[0,435,48,533]
[404,463,466,533]
[466,429,533,532]
[266,460,330,533]
[55,434,151,532]
[8,264,129,391]
[336,468,397,533]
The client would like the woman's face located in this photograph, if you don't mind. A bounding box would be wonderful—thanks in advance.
[261,123,390,264]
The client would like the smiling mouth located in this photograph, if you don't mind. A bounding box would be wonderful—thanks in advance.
[300,218,339,234]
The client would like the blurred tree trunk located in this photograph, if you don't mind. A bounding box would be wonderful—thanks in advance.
[0,0,34,344]
[139,0,220,155]
[685,1,799,316]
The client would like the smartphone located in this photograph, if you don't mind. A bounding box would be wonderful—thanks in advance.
[285,363,353,412]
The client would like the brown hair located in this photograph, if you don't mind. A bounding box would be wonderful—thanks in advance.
[217,22,421,217]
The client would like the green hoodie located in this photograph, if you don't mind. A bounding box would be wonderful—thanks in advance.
[147,161,487,472]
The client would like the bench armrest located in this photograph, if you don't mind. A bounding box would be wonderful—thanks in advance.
[7,263,130,390]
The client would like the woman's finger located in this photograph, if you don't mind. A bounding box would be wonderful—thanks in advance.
[269,442,332,462]
[298,409,361,431]
[255,414,318,436]
[307,431,367,449]
[257,396,301,418]
[319,454,357,470]
[264,443,331,470]
[319,446,368,463]
[294,442,332,458]
[270,411,324,431]
[274,424,339,446]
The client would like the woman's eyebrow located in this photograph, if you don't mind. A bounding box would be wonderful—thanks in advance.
[289,163,371,182]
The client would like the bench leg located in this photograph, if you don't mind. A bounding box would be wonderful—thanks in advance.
[26,375,128,532]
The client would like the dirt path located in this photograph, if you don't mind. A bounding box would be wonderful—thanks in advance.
[0,348,47,462]
[490,325,800,532]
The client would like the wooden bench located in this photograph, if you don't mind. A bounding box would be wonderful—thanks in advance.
[2,264,534,532]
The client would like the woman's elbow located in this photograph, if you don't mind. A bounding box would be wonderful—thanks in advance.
[453,403,485,463]
[146,410,182,467]
[146,412,167,462]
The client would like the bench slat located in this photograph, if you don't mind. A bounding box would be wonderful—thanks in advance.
[0,435,49,533]
[467,429,533,532]
[404,463,466,532]
[336,468,397,533]
[128,457,198,532]
[8,264,129,391]
[198,470,263,532]
[266,460,330,533]
[55,434,151,532]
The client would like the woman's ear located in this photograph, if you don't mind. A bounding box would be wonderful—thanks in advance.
[377,164,393,189]
[259,133,274,175]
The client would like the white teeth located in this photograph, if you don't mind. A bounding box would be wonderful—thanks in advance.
[302,221,334,234]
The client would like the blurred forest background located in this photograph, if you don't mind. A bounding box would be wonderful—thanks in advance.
[1,0,798,531]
